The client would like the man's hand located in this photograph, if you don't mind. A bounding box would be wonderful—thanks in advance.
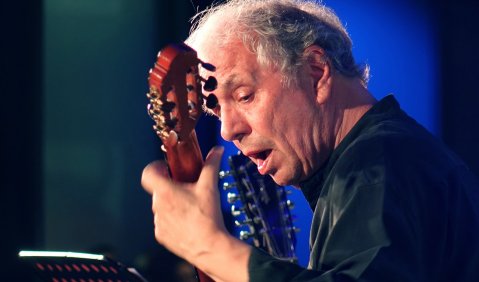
[141,146,227,263]
[141,146,251,282]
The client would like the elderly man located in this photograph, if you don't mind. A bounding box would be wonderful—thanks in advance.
[142,0,479,281]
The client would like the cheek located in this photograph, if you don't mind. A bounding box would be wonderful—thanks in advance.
[246,109,274,139]
[271,154,303,186]
[273,116,313,179]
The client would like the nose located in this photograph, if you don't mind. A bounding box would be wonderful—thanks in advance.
[220,107,250,142]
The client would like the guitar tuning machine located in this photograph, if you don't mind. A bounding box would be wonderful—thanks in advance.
[202,93,218,109]
[219,170,232,179]
[290,226,300,233]
[286,200,294,209]
[244,191,253,199]
[227,192,241,204]
[239,230,253,240]
[231,205,245,217]
[239,227,266,241]
[201,76,217,92]
[234,216,261,228]
[234,218,252,227]
[253,216,262,224]
[222,182,237,190]
[247,203,258,213]
[200,61,216,72]
[194,67,218,110]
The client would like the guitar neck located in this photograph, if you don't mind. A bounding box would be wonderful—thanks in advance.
[164,130,203,182]
[163,131,215,282]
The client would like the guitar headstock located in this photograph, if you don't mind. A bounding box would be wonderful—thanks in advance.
[146,43,218,282]
[147,43,217,145]
[221,153,297,262]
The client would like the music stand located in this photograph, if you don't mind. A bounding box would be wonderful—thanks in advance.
[19,250,148,282]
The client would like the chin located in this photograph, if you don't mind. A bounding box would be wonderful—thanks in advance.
[271,178,288,186]
[270,171,298,187]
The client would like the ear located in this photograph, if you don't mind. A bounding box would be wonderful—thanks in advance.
[303,45,332,104]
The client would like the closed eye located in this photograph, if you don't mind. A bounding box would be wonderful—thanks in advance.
[239,93,254,103]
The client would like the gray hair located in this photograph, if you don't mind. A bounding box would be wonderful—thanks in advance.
[186,0,369,86]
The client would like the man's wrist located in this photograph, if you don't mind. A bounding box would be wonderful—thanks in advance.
[194,231,252,282]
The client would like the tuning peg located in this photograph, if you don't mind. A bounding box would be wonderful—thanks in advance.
[248,203,258,213]
[234,219,252,227]
[286,200,294,209]
[244,191,253,199]
[200,61,216,72]
[146,92,156,100]
[239,230,253,240]
[147,104,160,116]
[147,104,155,120]
[160,101,176,113]
[219,170,232,179]
[203,93,218,109]
[164,118,178,129]
[231,205,244,217]
[227,192,241,204]
[223,182,237,190]
[203,76,217,92]
[253,216,262,224]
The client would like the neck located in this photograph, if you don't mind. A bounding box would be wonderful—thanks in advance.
[330,76,377,148]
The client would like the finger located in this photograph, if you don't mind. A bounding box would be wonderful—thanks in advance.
[163,130,178,148]
[141,160,170,195]
[198,146,224,188]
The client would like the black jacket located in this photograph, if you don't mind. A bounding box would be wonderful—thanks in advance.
[248,95,479,281]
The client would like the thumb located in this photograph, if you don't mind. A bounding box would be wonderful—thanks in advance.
[141,160,170,195]
[197,146,224,189]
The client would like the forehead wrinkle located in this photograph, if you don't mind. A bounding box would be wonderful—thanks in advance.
[220,73,240,94]
[220,65,259,95]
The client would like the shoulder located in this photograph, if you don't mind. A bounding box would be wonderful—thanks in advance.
[332,115,465,190]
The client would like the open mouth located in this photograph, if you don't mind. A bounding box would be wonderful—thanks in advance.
[248,149,272,174]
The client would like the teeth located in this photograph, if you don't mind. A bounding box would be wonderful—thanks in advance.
[257,159,265,170]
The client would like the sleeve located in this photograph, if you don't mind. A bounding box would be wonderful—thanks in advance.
[249,247,327,282]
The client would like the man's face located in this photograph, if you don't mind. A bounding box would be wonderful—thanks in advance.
[200,43,326,186]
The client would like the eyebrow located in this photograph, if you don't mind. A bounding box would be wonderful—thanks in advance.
[222,68,258,93]
[221,73,240,93]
